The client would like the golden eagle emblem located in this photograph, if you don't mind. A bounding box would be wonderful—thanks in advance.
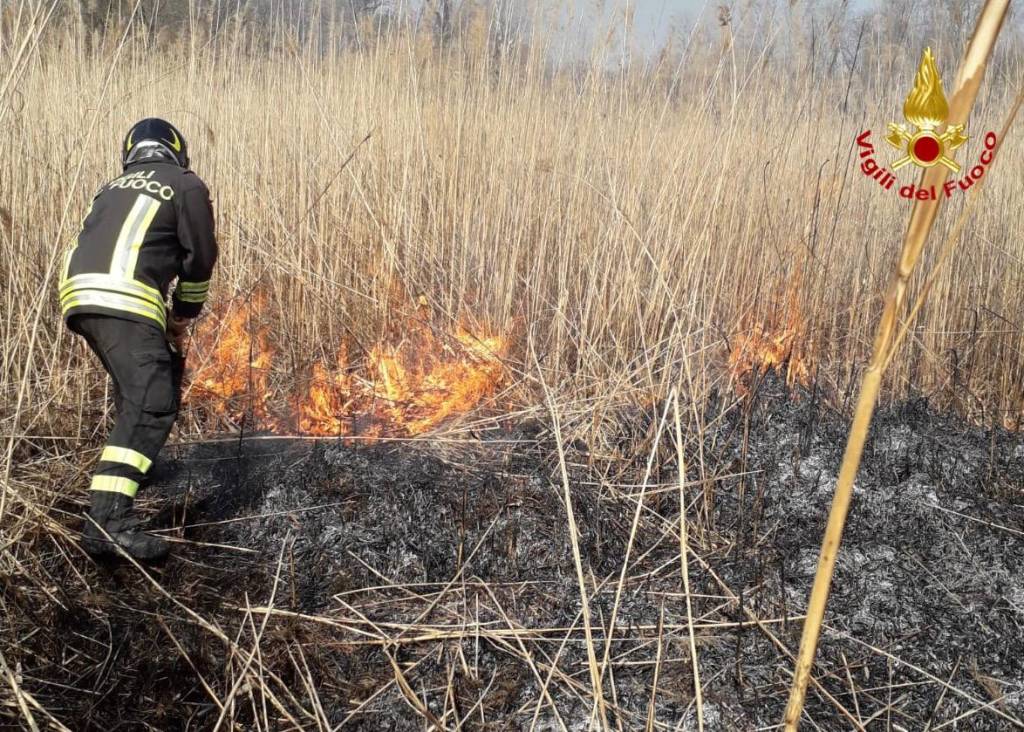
[885,48,967,172]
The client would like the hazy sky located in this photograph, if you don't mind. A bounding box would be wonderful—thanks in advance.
[607,0,878,54]
[402,0,886,59]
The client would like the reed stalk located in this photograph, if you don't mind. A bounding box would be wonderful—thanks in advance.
[782,2,1012,729]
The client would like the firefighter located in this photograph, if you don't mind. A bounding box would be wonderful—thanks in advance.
[60,118,217,561]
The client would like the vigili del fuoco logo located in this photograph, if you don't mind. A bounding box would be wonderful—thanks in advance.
[856,47,997,200]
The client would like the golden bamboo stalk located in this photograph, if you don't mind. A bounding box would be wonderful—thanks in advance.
[782,3,1011,729]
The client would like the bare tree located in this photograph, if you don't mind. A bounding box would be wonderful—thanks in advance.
[426,0,451,45]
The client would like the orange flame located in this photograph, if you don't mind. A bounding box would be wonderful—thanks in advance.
[728,276,813,394]
[367,327,508,435]
[186,297,508,438]
[188,296,274,424]
[297,356,356,436]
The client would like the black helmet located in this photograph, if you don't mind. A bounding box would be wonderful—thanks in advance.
[122,118,189,169]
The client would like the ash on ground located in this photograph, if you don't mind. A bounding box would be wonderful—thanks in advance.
[17,378,1024,730]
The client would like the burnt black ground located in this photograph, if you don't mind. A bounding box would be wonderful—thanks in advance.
[693,380,1024,730]
[6,378,1024,730]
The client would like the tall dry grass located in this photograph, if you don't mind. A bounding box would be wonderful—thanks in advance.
[1,0,1021,515]
[0,4,1020,517]
[2,5,1022,431]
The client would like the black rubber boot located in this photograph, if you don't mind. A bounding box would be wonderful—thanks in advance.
[82,491,170,561]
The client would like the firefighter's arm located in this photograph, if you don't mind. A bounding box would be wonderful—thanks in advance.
[171,180,218,319]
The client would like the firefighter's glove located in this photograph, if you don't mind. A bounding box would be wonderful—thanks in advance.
[166,314,191,352]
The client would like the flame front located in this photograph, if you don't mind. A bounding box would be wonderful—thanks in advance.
[903,47,949,130]
[728,276,813,394]
[186,298,508,438]
[368,328,507,435]
[188,295,274,424]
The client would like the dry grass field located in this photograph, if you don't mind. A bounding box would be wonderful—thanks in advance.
[2,1,1024,729]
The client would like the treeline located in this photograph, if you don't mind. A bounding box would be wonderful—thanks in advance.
[6,0,1022,89]
[61,0,515,46]
[54,0,1018,53]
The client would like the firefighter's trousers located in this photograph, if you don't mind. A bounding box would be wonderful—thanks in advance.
[73,315,183,501]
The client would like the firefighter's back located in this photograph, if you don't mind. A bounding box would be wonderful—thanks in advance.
[61,161,212,332]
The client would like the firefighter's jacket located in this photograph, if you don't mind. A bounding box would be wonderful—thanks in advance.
[60,162,217,331]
